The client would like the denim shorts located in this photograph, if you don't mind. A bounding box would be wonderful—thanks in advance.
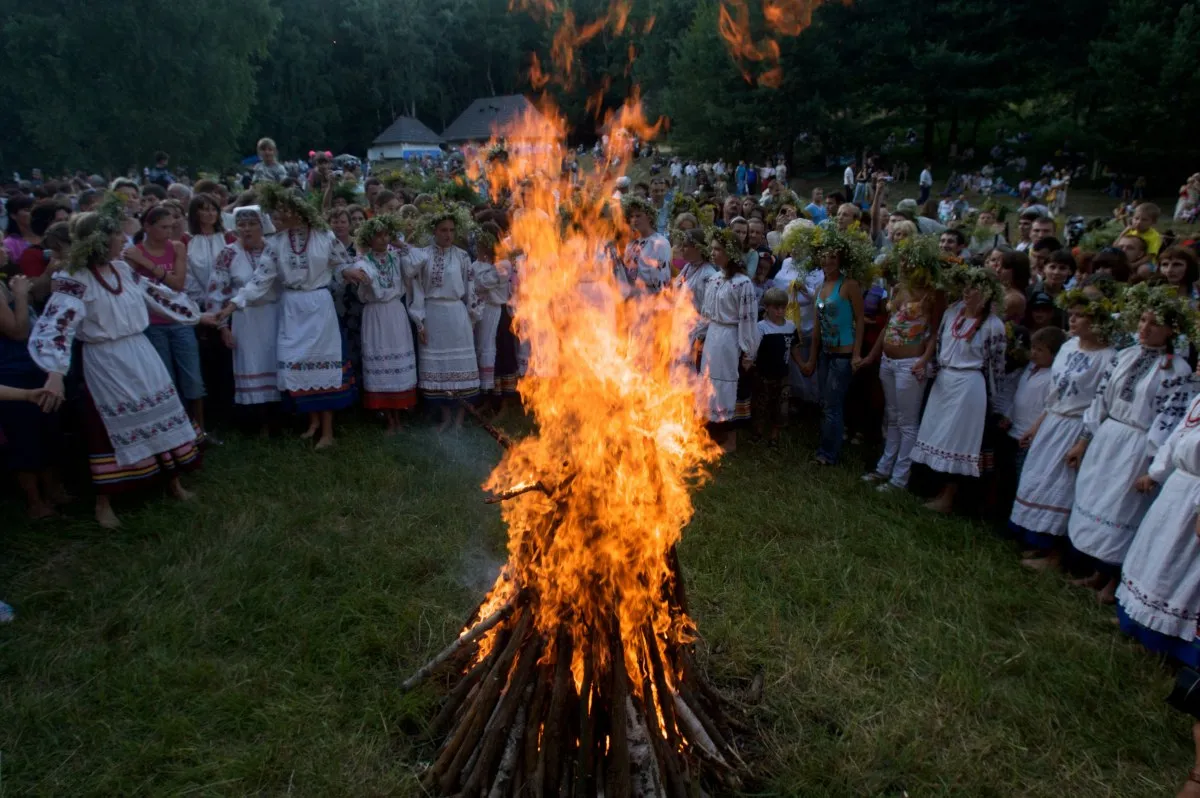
[144,323,206,401]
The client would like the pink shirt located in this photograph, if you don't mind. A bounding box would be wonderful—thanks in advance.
[135,242,179,325]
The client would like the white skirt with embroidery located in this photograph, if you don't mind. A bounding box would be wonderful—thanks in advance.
[232,301,280,405]
[1068,417,1153,565]
[1009,412,1083,535]
[1117,470,1200,640]
[474,302,503,391]
[362,297,417,394]
[418,298,480,394]
[277,289,343,392]
[911,367,985,477]
[83,334,197,467]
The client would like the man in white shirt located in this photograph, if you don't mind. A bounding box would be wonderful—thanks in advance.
[918,162,933,204]
[843,162,856,201]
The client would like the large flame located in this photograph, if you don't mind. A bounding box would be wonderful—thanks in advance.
[719,0,842,87]
[467,93,719,684]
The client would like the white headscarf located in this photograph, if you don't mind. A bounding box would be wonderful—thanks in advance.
[233,204,276,236]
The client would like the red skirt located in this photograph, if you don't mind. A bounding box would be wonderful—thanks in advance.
[363,389,417,410]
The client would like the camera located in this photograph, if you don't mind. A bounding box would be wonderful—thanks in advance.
[1168,667,1200,719]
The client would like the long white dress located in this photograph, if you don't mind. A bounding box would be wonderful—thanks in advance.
[404,244,482,400]
[229,228,352,398]
[1068,345,1196,566]
[207,241,281,405]
[356,249,417,407]
[186,232,229,307]
[473,258,509,391]
[674,260,718,347]
[1009,338,1115,539]
[29,262,201,468]
[698,273,761,424]
[1116,394,1200,655]
[910,302,1006,477]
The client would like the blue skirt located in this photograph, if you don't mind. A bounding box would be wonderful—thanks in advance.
[286,360,357,413]
[1117,603,1200,668]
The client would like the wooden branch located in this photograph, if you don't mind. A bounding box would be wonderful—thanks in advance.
[626,696,666,798]
[607,623,632,798]
[460,399,514,449]
[672,692,729,769]
[539,628,574,795]
[485,685,531,798]
[401,595,518,693]
[485,480,551,504]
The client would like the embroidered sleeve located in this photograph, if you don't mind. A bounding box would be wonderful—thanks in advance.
[141,272,201,325]
[465,254,482,323]
[1148,366,1198,456]
[1081,351,1120,440]
[230,246,279,310]
[984,318,1007,413]
[407,264,426,328]
[206,246,236,319]
[28,282,85,374]
[737,278,762,358]
[1149,395,1196,483]
[329,237,353,275]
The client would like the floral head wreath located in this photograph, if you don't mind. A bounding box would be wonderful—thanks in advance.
[944,264,1006,308]
[671,227,710,260]
[1056,279,1124,342]
[670,193,700,221]
[332,181,361,205]
[419,201,477,248]
[66,192,126,272]
[1122,282,1200,345]
[880,234,951,290]
[257,181,327,231]
[353,213,404,252]
[780,221,876,284]
[620,195,657,225]
[708,225,745,266]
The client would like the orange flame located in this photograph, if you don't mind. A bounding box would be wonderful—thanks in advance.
[718,0,841,86]
[466,91,716,684]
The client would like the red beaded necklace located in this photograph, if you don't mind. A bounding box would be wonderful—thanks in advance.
[1186,400,1200,429]
[288,227,310,256]
[90,263,123,296]
[950,307,983,340]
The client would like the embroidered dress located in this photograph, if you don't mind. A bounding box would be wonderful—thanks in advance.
[911,301,1006,477]
[186,232,230,307]
[1068,346,1196,567]
[618,233,672,297]
[356,250,417,410]
[1009,339,1114,546]
[29,262,202,493]
[207,241,281,405]
[698,273,761,426]
[404,243,482,404]
[473,258,510,392]
[1116,395,1200,666]
[229,228,356,412]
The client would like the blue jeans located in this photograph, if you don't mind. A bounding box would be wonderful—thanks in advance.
[145,323,206,401]
[817,353,853,463]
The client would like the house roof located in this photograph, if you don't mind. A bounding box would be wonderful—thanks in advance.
[372,116,443,146]
[441,95,542,143]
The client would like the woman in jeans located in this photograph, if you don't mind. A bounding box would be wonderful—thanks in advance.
[910,267,1007,513]
[793,224,874,466]
[123,206,208,436]
[860,235,947,491]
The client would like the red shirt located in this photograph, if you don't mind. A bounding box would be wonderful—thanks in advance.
[16,246,47,278]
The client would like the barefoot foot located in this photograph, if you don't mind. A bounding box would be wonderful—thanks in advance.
[314,435,336,451]
[300,425,319,440]
[96,504,121,529]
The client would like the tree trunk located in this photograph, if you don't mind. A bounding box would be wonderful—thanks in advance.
[922,103,937,162]
[947,108,960,159]
[969,115,983,148]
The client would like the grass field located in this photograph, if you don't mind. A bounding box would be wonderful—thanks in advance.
[0,407,1191,797]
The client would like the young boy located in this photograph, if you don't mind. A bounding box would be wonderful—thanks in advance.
[1123,202,1162,259]
[753,288,802,443]
[1005,326,1067,475]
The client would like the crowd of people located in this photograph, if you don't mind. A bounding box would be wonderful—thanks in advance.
[3,139,1200,706]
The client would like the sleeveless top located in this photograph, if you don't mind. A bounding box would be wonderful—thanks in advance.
[817,276,855,348]
[135,242,179,325]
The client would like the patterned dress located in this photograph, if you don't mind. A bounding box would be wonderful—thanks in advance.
[698,272,761,426]
[403,244,482,404]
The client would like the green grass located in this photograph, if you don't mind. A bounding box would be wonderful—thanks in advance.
[0,411,1191,796]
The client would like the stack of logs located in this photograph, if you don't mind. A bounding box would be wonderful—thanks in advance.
[402,589,746,798]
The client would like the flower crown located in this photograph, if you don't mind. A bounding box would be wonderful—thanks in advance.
[1122,282,1200,345]
[944,264,1006,308]
[257,181,328,231]
[352,213,405,252]
[1056,281,1124,341]
[880,235,951,290]
[67,192,126,272]
[620,195,657,223]
[708,226,745,265]
[780,222,876,284]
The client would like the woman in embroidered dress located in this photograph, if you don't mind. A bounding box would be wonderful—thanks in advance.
[1066,284,1198,603]
[186,194,235,428]
[204,206,281,419]
[30,201,203,529]
[696,227,760,454]
[1012,281,1119,570]
[353,214,417,434]
[618,196,672,297]
[472,224,509,402]
[327,206,365,388]
[860,235,946,492]
[209,185,363,450]
[910,267,1007,513]
[402,205,481,432]
[1113,392,1200,665]
[673,228,718,354]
